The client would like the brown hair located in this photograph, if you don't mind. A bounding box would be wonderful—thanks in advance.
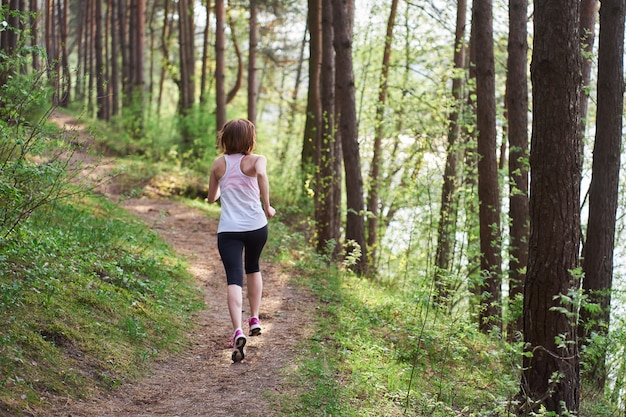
[217,119,256,155]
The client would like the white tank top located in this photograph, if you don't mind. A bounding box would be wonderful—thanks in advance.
[217,154,267,233]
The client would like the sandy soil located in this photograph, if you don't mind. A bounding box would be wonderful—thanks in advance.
[43,111,315,417]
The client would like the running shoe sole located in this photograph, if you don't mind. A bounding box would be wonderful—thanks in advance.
[232,335,246,363]
[249,318,262,336]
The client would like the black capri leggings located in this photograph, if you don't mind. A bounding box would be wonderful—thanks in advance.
[217,225,268,287]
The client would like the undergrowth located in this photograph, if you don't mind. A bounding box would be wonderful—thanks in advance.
[272,237,624,417]
[0,193,203,415]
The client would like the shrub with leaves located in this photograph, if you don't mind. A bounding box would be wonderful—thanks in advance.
[0,29,69,238]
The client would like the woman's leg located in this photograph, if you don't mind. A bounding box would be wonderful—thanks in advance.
[218,232,245,332]
[243,226,268,321]
[227,284,243,330]
[246,271,263,318]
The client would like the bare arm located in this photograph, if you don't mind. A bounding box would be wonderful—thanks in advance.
[255,155,276,218]
[207,157,223,203]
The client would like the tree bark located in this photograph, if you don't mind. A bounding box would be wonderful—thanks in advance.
[434,0,466,305]
[215,0,226,130]
[333,0,366,275]
[157,0,174,117]
[120,0,130,103]
[506,0,529,339]
[315,0,340,257]
[519,0,582,412]
[473,0,502,332]
[178,0,194,113]
[0,0,21,88]
[29,0,40,71]
[248,0,258,124]
[95,0,107,120]
[44,0,56,101]
[302,0,321,187]
[580,0,625,390]
[200,0,212,106]
[59,0,70,106]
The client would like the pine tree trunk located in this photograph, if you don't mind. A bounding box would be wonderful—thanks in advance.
[315,0,339,257]
[580,0,625,390]
[333,0,366,275]
[473,0,502,332]
[506,0,528,339]
[248,0,258,124]
[200,0,212,106]
[215,0,226,130]
[434,0,466,305]
[520,0,582,412]
[302,0,321,186]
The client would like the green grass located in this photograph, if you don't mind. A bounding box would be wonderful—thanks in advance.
[274,246,624,417]
[0,192,203,415]
[276,246,521,416]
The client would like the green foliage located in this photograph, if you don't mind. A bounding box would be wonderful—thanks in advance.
[0,6,49,124]
[279,247,622,416]
[0,195,202,414]
[96,103,218,173]
[0,127,71,238]
[278,233,521,416]
[0,41,73,239]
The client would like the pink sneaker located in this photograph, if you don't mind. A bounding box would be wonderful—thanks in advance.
[249,317,262,336]
[231,329,246,363]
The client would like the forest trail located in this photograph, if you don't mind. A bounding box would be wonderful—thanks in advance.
[44,111,316,417]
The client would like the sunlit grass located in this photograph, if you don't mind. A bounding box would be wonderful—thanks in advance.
[0,193,203,414]
[279,248,522,416]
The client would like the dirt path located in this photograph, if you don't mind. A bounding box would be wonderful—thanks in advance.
[45,111,315,417]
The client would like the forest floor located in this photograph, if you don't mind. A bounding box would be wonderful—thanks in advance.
[43,111,317,417]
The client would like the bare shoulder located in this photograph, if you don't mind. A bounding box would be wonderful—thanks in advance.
[251,154,268,171]
[241,154,266,176]
[211,155,226,177]
[251,154,267,163]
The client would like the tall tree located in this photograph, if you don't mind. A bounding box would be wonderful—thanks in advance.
[131,0,145,97]
[506,0,529,338]
[200,0,212,107]
[248,0,258,124]
[44,0,70,106]
[579,0,599,130]
[0,0,21,88]
[462,10,482,313]
[178,0,195,114]
[110,0,120,117]
[302,0,322,189]
[95,0,107,120]
[58,0,70,106]
[178,0,196,151]
[519,0,582,412]
[315,0,340,257]
[333,0,366,275]
[434,0,466,305]
[366,0,399,273]
[215,0,226,130]
[118,0,129,106]
[29,0,40,71]
[119,0,145,136]
[157,0,175,117]
[580,0,625,390]
[472,0,502,332]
